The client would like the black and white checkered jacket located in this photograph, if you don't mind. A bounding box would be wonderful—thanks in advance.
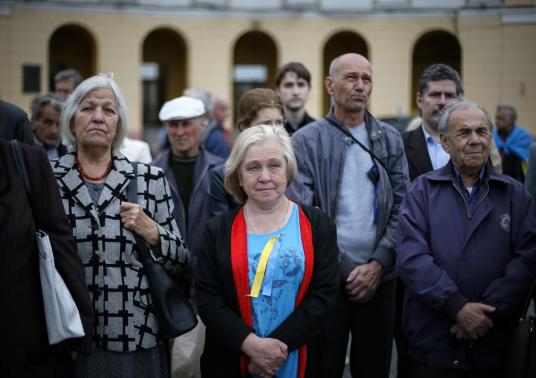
[52,151,190,352]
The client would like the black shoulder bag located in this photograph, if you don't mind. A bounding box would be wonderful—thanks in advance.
[505,280,536,378]
[324,116,387,177]
[127,163,197,339]
[324,117,385,222]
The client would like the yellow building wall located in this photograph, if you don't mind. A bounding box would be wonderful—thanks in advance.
[1,7,535,134]
[461,17,536,133]
[505,0,535,6]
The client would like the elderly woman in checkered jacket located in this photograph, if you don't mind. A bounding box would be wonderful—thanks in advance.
[51,73,190,377]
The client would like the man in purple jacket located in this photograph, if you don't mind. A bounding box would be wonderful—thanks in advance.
[397,100,536,377]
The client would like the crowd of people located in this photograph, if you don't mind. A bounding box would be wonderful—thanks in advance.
[1,54,535,378]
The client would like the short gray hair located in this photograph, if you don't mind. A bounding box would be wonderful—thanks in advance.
[60,73,128,149]
[496,102,517,123]
[54,69,82,87]
[31,93,64,123]
[224,125,297,204]
[438,100,493,135]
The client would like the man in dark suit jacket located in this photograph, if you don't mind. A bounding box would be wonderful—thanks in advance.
[403,64,463,181]
[0,100,34,145]
[397,64,463,378]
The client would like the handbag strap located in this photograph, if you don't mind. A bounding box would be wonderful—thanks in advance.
[324,116,387,172]
[520,279,536,320]
[126,163,151,262]
[9,140,32,197]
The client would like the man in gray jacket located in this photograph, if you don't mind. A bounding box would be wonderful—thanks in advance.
[288,53,409,378]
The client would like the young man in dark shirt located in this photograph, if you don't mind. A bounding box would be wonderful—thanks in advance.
[275,62,315,135]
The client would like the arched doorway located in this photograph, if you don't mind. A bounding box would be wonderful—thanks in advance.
[141,28,187,129]
[48,24,96,91]
[232,30,278,126]
[322,31,368,115]
[411,30,462,113]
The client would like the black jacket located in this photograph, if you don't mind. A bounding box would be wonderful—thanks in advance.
[196,204,339,377]
[0,140,93,377]
[402,126,433,182]
[0,100,34,144]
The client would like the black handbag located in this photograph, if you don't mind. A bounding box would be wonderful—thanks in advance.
[505,280,536,378]
[126,163,197,339]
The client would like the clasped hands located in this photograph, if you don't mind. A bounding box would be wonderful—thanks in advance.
[450,302,496,341]
[241,333,288,378]
[120,202,160,248]
[345,260,384,303]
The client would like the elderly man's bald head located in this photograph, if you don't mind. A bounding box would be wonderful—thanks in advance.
[329,53,371,77]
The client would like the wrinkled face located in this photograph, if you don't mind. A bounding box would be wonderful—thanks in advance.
[211,100,230,124]
[418,80,458,132]
[248,107,284,129]
[167,116,205,157]
[325,55,373,115]
[239,137,288,208]
[73,88,119,151]
[56,79,76,100]
[495,109,514,132]
[277,72,311,112]
[33,105,61,146]
[440,107,491,175]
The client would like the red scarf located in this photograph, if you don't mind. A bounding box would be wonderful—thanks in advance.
[231,204,314,378]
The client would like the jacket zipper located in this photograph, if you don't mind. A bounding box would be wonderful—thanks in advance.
[451,181,490,219]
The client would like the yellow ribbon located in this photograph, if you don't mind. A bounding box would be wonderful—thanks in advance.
[249,236,279,298]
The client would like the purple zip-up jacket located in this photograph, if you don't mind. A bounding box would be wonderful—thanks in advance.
[397,161,536,370]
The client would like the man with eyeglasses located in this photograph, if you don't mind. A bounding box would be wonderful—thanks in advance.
[288,53,409,378]
[153,96,223,260]
[397,101,536,377]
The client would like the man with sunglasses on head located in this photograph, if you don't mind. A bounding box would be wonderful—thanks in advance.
[288,53,409,378]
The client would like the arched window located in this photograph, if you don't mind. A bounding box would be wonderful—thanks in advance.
[232,30,278,125]
[48,24,96,91]
[411,30,462,113]
[142,28,187,128]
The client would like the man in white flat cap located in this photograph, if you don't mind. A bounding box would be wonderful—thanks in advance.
[152,96,224,262]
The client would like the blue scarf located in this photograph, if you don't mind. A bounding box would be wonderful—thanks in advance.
[493,125,532,161]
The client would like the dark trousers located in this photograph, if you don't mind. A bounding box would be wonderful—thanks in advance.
[324,279,396,378]
[4,349,73,378]
[394,278,410,378]
[409,359,504,378]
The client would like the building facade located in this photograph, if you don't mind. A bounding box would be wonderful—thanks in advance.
[1,0,535,137]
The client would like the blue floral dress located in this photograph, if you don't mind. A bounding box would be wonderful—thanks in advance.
[247,203,305,378]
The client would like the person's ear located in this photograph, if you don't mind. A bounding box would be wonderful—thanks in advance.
[440,133,450,153]
[325,76,334,96]
[416,93,423,111]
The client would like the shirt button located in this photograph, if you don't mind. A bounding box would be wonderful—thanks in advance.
[91,221,99,231]
[453,360,459,366]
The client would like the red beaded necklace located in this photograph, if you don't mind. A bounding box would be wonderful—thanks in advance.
[76,155,112,182]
